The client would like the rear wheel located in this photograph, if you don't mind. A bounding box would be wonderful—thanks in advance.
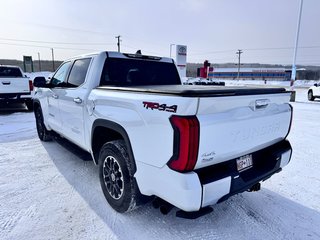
[308,90,315,101]
[25,100,34,111]
[99,140,145,213]
[35,107,52,141]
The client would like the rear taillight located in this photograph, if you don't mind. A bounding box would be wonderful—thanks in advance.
[168,115,200,172]
[29,80,33,91]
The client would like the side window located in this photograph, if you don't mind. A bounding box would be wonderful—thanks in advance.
[51,62,72,87]
[67,58,91,88]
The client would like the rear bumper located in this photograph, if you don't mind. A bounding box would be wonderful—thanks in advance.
[0,92,32,103]
[135,140,292,212]
[197,140,292,206]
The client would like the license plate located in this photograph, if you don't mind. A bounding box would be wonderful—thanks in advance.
[236,154,253,172]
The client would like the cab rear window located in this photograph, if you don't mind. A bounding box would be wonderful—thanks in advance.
[100,58,180,86]
[0,67,23,77]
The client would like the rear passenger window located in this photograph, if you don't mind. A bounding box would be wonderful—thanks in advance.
[67,58,91,88]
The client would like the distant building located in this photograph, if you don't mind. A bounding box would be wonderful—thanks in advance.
[197,61,292,81]
[208,68,292,81]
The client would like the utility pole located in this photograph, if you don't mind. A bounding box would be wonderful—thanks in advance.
[115,35,121,52]
[51,48,55,71]
[290,0,304,91]
[38,52,41,72]
[236,49,243,79]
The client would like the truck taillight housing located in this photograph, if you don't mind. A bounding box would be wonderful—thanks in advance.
[168,115,200,172]
[29,80,33,91]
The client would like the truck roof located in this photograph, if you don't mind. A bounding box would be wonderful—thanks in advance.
[65,51,174,63]
[0,65,22,69]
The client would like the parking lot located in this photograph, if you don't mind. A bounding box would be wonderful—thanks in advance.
[0,88,319,240]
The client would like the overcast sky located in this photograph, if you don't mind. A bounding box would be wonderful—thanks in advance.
[0,0,319,65]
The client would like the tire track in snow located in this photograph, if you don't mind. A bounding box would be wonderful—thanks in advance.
[0,205,36,238]
[228,194,283,238]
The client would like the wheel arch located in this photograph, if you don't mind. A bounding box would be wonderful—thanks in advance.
[33,99,41,110]
[91,119,137,173]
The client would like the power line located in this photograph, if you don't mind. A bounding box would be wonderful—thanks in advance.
[0,37,114,46]
[189,49,235,56]
[7,21,116,37]
[122,44,162,56]
[0,40,163,56]
[244,46,320,51]
[0,42,101,51]
[122,35,168,51]
[188,46,320,56]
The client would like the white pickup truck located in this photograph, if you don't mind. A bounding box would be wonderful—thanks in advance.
[0,65,33,110]
[33,51,293,217]
[308,82,320,101]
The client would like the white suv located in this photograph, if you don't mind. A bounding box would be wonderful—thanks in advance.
[308,83,320,101]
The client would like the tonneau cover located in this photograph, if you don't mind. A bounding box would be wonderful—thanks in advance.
[97,85,287,97]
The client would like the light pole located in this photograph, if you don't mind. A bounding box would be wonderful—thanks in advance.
[51,48,55,72]
[290,0,304,91]
[170,44,175,58]
[38,52,41,72]
[236,49,243,79]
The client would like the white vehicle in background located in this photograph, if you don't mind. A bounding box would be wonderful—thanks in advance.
[0,65,34,110]
[308,83,320,101]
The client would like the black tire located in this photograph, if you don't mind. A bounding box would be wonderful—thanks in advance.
[34,107,52,141]
[308,90,315,101]
[25,100,34,111]
[99,140,144,213]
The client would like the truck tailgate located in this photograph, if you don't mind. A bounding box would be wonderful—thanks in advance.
[0,77,30,94]
[195,92,292,169]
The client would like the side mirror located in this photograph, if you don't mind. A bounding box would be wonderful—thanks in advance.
[33,76,47,88]
[314,83,319,87]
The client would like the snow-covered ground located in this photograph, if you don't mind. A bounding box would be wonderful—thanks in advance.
[0,88,320,240]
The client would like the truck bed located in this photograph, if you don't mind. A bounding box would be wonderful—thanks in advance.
[97,85,288,97]
[93,83,292,170]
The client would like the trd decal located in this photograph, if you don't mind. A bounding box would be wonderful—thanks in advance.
[143,102,177,113]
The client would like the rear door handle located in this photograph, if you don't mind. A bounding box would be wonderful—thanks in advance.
[73,97,82,104]
[255,99,270,109]
[2,81,11,85]
[52,94,59,99]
